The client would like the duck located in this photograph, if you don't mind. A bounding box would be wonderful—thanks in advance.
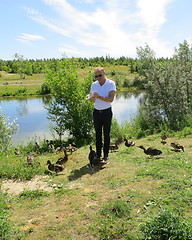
[27,153,35,166]
[170,142,184,152]
[14,148,20,156]
[56,148,68,165]
[71,142,77,148]
[161,133,168,145]
[47,160,64,174]
[138,145,162,157]
[161,133,167,141]
[91,158,108,168]
[88,145,97,167]
[66,144,77,154]
[54,146,64,154]
[109,143,119,152]
[124,138,135,147]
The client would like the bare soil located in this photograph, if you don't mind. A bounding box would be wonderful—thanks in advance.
[1,176,53,195]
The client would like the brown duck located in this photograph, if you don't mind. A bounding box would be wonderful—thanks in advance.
[56,148,68,165]
[47,160,64,174]
[124,138,135,147]
[88,146,97,167]
[66,144,77,154]
[27,153,35,166]
[109,143,119,152]
[14,148,20,156]
[170,142,184,152]
[91,158,108,167]
[161,133,167,145]
[138,145,162,157]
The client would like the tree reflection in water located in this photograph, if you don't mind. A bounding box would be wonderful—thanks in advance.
[0,91,145,143]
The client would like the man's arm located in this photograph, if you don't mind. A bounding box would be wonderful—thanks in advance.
[93,90,116,102]
[89,96,95,102]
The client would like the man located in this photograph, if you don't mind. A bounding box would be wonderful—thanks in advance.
[89,67,116,161]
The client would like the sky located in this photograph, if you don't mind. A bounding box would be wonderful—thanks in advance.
[1,0,192,60]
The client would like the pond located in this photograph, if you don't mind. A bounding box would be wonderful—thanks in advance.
[0,91,144,144]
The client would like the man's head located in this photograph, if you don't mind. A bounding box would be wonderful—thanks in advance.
[94,67,106,85]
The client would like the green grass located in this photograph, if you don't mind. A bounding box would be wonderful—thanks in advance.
[0,66,138,97]
[0,134,191,239]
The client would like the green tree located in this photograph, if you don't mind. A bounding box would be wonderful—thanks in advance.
[13,53,26,79]
[45,58,94,144]
[139,41,192,131]
[0,109,18,152]
[136,43,156,77]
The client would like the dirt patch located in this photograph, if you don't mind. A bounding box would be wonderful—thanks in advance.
[1,176,53,195]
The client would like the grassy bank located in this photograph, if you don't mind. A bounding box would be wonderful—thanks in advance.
[0,133,191,239]
[0,66,139,97]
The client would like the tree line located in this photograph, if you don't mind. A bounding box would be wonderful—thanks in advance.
[0,53,171,77]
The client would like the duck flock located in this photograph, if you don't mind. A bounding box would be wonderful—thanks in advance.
[14,133,185,174]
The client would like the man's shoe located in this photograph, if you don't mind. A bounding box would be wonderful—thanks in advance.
[103,156,109,161]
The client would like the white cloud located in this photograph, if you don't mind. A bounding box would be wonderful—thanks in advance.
[58,44,85,56]
[24,0,175,58]
[23,7,41,16]
[16,33,45,44]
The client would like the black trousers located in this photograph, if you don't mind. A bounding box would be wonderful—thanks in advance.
[93,107,112,158]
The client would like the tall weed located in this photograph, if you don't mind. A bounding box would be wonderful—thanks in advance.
[141,209,192,240]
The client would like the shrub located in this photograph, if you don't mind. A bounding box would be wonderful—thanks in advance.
[15,87,27,95]
[141,209,192,240]
[39,83,51,94]
[0,108,18,152]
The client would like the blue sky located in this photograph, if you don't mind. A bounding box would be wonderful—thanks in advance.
[1,0,192,60]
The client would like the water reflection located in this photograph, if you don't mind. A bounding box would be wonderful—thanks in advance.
[113,91,144,124]
[0,96,53,144]
[0,92,144,144]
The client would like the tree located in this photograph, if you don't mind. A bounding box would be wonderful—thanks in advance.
[0,109,18,152]
[139,41,192,131]
[45,58,94,144]
[13,53,26,79]
[136,43,156,77]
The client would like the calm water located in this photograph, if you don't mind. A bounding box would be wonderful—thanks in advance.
[0,91,144,144]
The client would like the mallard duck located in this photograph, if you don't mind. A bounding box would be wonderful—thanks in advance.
[71,142,77,148]
[14,148,20,156]
[161,133,168,145]
[161,133,167,141]
[66,144,77,154]
[56,148,68,165]
[124,138,135,147]
[170,142,184,152]
[27,153,35,166]
[88,145,97,166]
[54,146,64,154]
[47,160,64,174]
[91,158,108,167]
[138,145,162,157]
[109,143,119,152]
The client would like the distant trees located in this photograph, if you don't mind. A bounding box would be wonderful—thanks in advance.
[0,55,138,75]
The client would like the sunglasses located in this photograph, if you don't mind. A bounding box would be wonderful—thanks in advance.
[95,74,103,78]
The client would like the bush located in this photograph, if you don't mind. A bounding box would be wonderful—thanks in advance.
[141,209,192,240]
[15,87,27,95]
[0,109,18,152]
[39,83,51,94]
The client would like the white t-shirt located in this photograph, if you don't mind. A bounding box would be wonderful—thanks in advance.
[90,79,116,110]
